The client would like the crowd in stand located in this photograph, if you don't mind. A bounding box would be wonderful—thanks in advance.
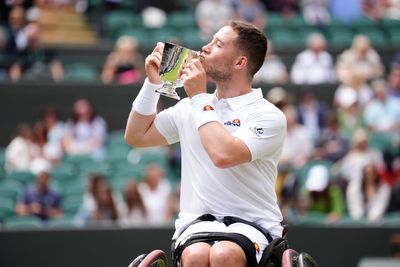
[1,0,400,228]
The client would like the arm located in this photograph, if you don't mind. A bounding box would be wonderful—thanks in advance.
[124,43,168,148]
[181,60,251,168]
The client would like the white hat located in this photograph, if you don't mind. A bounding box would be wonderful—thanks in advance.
[305,165,329,192]
[336,87,357,108]
[30,157,52,176]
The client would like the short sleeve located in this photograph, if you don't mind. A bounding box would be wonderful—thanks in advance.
[154,104,180,144]
[233,107,286,161]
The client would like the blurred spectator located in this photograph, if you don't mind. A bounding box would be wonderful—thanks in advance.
[138,164,174,225]
[297,91,329,140]
[75,173,105,225]
[9,22,64,82]
[91,178,119,225]
[363,0,386,20]
[334,68,373,110]
[195,0,234,41]
[40,107,65,164]
[0,26,8,80]
[101,36,144,85]
[318,112,350,162]
[265,86,291,110]
[253,41,288,84]
[290,33,335,84]
[301,0,331,26]
[234,0,267,30]
[383,0,400,19]
[5,123,40,173]
[119,181,147,226]
[336,34,384,83]
[335,89,366,141]
[15,162,63,221]
[329,0,363,23]
[338,129,384,184]
[280,105,314,170]
[262,0,299,18]
[62,98,107,160]
[388,66,400,98]
[5,5,27,55]
[301,164,345,223]
[363,79,400,137]
[346,164,391,221]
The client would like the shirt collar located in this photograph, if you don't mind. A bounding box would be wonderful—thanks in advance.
[212,88,264,111]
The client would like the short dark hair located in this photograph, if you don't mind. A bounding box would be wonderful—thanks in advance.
[229,20,268,79]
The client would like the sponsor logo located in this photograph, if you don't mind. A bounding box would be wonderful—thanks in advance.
[250,127,264,136]
[224,118,241,127]
[203,105,214,111]
[254,242,260,253]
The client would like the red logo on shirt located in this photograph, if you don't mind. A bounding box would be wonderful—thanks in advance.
[224,119,241,127]
[203,105,214,111]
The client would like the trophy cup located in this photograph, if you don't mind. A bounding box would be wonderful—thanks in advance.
[156,42,200,100]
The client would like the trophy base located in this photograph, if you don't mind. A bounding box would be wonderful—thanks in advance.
[155,85,181,100]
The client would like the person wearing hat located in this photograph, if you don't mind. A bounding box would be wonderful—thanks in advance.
[15,160,62,221]
[302,164,345,223]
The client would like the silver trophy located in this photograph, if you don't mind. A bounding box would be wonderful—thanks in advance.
[156,42,200,100]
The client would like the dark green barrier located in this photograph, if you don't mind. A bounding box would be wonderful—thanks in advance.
[0,225,399,267]
[0,82,337,146]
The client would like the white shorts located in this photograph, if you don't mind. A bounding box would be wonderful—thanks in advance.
[175,219,271,263]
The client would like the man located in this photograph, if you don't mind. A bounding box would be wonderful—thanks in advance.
[125,20,286,267]
[15,161,63,221]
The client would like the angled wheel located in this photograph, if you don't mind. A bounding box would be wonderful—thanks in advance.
[128,250,168,267]
[281,249,299,267]
[298,252,318,267]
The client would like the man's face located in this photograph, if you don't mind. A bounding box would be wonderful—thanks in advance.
[200,26,239,82]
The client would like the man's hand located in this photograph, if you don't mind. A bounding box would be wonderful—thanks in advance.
[145,42,164,84]
[180,58,207,98]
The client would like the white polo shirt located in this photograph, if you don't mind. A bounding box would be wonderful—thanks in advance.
[154,88,287,239]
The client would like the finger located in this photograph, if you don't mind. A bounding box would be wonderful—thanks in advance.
[192,58,204,71]
[152,42,164,54]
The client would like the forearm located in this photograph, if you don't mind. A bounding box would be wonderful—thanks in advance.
[198,122,250,168]
[191,94,251,168]
[124,79,167,147]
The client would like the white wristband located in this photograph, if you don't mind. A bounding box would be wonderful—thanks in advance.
[191,93,218,128]
[132,78,161,115]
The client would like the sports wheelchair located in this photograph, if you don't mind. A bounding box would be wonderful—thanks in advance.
[128,233,318,267]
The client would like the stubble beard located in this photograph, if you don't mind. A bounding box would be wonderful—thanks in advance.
[204,64,232,83]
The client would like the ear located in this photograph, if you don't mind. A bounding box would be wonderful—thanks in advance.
[234,56,247,70]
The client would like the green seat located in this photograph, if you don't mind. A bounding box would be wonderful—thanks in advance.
[63,63,99,82]
[77,160,113,178]
[117,27,152,47]
[112,161,145,180]
[382,212,400,226]
[47,215,77,229]
[104,10,141,38]
[358,29,387,47]
[63,196,83,216]
[180,28,206,50]
[295,212,327,225]
[107,129,126,146]
[386,28,400,46]
[6,171,35,186]
[0,197,15,222]
[4,216,43,230]
[266,12,287,29]
[327,27,354,48]
[269,29,301,48]
[51,162,77,183]
[106,146,131,163]
[351,15,377,31]
[0,179,21,201]
[166,11,197,30]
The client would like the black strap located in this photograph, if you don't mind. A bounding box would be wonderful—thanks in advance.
[173,232,258,267]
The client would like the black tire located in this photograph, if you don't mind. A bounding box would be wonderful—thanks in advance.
[128,250,168,267]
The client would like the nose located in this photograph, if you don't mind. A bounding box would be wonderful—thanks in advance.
[202,43,211,54]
